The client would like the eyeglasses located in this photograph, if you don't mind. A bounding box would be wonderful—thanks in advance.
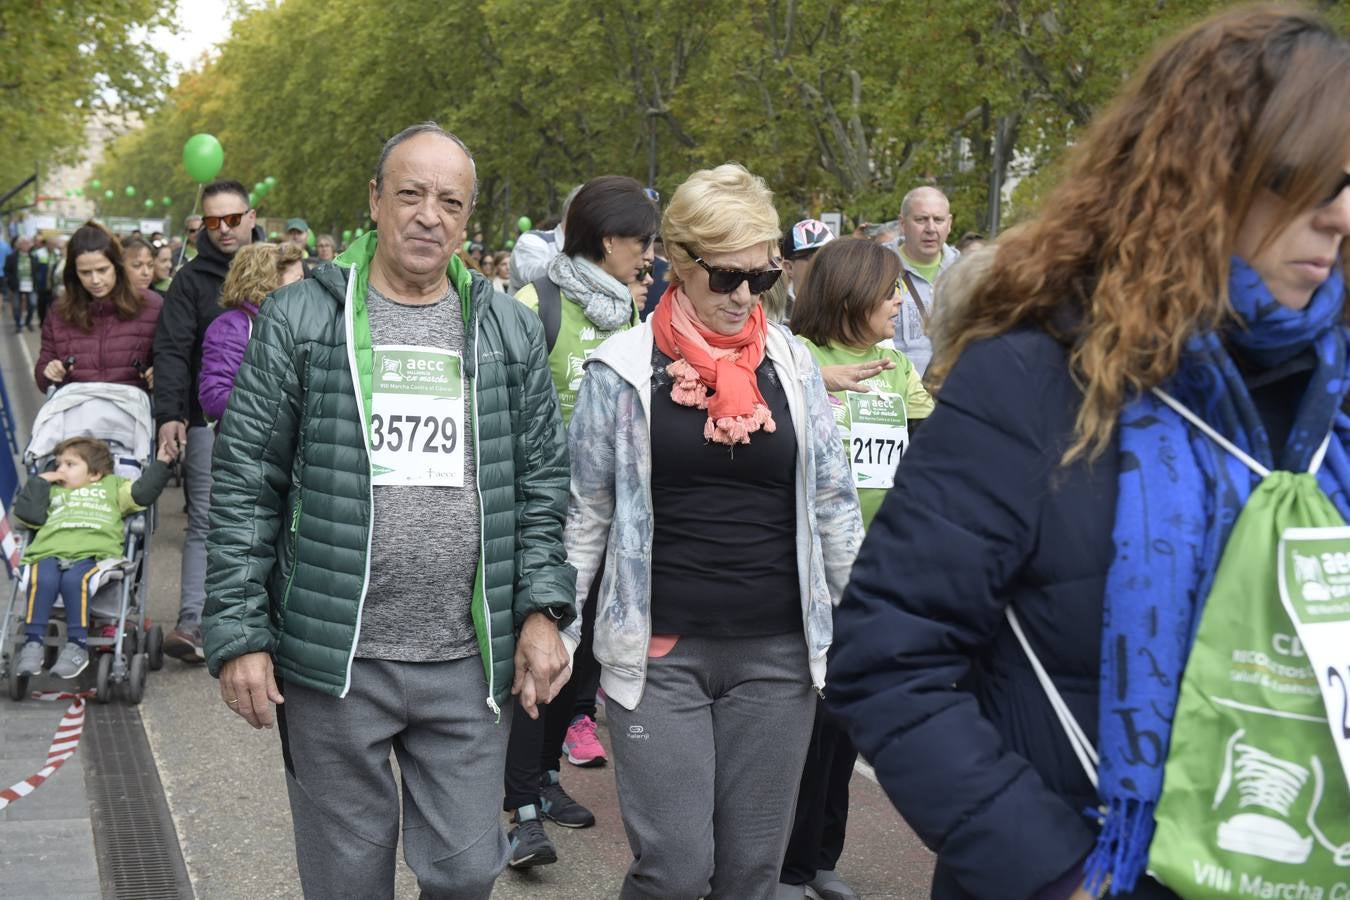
[1322,172,1350,207]
[635,264,653,281]
[186,226,201,235]
[681,245,781,294]
[202,211,249,230]
[1271,168,1350,208]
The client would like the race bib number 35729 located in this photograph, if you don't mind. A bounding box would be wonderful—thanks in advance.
[369,345,466,487]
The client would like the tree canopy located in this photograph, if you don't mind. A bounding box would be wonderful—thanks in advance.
[0,0,177,205]
[87,0,1349,243]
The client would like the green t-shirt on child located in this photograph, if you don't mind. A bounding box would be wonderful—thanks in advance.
[21,476,142,564]
[799,338,934,528]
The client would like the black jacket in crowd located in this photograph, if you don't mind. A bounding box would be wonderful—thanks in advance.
[152,226,266,429]
[826,329,1179,900]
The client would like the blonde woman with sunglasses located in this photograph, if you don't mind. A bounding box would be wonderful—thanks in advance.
[564,163,863,898]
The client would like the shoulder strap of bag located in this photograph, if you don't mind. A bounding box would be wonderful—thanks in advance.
[1006,607,1100,788]
[1152,387,1333,476]
[530,276,562,353]
[901,270,930,327]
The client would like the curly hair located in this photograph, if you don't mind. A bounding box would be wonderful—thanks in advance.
[59,222,145,331]
[219,242,304,310]
[928,5,1350,461]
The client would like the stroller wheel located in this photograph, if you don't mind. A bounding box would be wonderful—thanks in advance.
[125,653,147,706]
[6,667,28,702]
[94,652,112,704]
[147,625,164,671]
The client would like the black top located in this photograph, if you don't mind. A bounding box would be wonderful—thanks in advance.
[1231,344,1317,462]
[648,346,800,637]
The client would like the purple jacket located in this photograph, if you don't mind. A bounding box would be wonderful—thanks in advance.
[197,302,258,421]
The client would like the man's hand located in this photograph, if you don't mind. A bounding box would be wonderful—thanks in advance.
[820,359,897,393]
[38,471,64,484]
[43,359,67,384]
[143,366,154,390]
[512,612,571,720]
[158,420,187,462]
[219,651,284,728]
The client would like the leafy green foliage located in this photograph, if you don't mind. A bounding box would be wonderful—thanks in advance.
[86,0,1350,241]
[0,0,177,204]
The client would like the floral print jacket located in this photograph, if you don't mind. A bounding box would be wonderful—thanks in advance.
[563,321,864,710]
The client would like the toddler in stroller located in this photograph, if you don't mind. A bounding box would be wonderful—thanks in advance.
[11,435,171,678]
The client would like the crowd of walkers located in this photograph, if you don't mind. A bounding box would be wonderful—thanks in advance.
[5,6,1350,899]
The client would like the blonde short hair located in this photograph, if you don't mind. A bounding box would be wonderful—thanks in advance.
[219,242,305,310]
[662,163,780,284]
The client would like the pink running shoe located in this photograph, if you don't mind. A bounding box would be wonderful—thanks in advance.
[563,715,608,768]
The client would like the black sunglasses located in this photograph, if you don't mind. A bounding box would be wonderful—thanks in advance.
[681,245,781,294]
[203,211,249,230]
[635,263,654,281]
[1272,168,1350,208]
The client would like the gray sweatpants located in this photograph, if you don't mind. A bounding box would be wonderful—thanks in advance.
[606,632,816,899]
[277,657,511,900]
[178,424,213,627]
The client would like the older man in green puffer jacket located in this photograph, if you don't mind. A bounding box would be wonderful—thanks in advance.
[203,123,575,899]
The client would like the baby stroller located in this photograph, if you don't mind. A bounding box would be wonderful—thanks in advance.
[0,383,164,704]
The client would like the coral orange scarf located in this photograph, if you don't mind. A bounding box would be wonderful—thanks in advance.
[650,285,776,445]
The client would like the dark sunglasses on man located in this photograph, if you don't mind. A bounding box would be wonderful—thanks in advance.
[681,245,781,294]
[203,211,250,231]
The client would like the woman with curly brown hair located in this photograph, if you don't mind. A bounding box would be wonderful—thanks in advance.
[35,222,162,393]
[826,6,1350,899]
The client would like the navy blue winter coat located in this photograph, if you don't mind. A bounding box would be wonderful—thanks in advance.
[826,330,1178,900]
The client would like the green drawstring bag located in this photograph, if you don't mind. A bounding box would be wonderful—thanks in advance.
[1149,470,1350,897]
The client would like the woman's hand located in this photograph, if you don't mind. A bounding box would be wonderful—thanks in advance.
[43,359,68,384]
[821,359,896,393]
[143,365,154,390]
[38,471,65,484]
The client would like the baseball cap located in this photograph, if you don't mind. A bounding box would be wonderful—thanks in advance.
[781,219,835,259]
[285,218,309,233]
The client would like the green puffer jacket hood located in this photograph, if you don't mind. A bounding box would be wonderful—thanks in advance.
[203,232,576,711]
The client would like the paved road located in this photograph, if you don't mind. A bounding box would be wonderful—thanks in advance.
[2,320,936,898]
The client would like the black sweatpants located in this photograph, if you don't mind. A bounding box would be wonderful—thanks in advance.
[502,571,600,811]
[780,698,858,884]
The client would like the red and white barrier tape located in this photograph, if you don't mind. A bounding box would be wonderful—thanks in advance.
[0,689,94,810]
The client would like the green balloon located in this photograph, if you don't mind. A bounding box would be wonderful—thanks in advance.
[354,227,364,237]
[161,196,172,207]
[182,133,225,183]
[74,188,83,197]
[342,229,353,242]
[144,198,155,209]
[90,179,102,190]
[125,185,136,197]
[516,216,532,232]
[248,192,258,206]
[505,239,515,250]
[462,240,472,252]
[253,181,266,196]
[104,189,114,199]
[264,175,277,188]
[268,231,279,239]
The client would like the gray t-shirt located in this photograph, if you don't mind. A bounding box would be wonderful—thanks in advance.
[355,283,480,661]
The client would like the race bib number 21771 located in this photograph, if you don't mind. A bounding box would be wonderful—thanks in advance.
[368,345,466,487]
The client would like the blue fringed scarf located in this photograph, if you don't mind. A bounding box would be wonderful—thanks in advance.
[1093,258,1350,893]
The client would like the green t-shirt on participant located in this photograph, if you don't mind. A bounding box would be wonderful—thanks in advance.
[900,250,942,285]
[800,338,933,528]
[21,476,141,564]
